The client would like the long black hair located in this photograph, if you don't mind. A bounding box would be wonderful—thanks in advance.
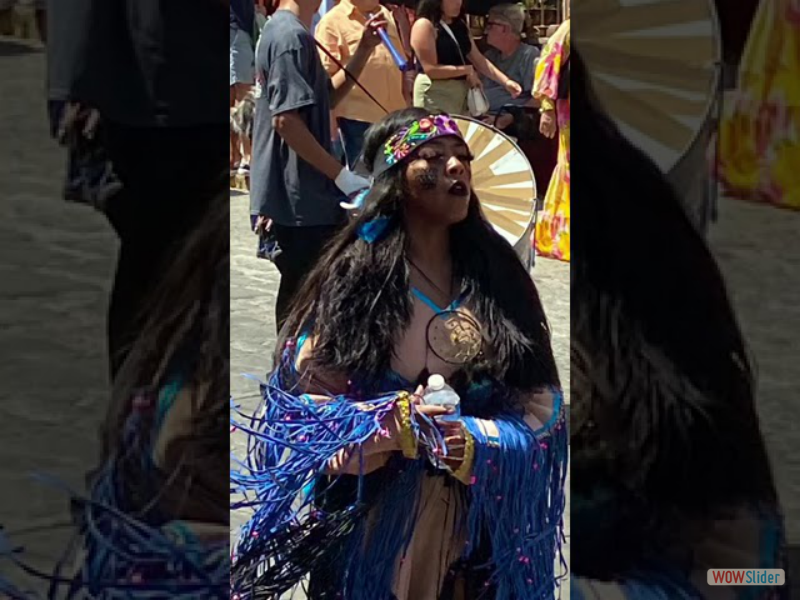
[277,107,559,404]
[98,182,229,525]
[569,47,779,577]
[416,0,465,25]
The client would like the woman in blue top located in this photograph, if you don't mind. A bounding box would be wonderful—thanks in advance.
[231,108,567,599]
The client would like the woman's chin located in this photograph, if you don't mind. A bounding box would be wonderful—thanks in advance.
[449,205,470,224]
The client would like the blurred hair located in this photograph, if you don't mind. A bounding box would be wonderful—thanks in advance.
[96,181,229,525]
[569,46,778,577]
[416,0,464,25]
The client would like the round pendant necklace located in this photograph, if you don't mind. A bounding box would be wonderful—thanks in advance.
[408,259,483,367]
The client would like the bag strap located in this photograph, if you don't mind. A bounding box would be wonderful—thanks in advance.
[314,39,389,115]
[438,20,468,67]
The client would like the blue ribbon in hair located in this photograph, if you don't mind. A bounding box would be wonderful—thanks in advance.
[357,215,392,243]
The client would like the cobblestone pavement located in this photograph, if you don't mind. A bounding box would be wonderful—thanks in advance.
[0,37,118,589]
[708,198,800,545]
[230,192,571,597]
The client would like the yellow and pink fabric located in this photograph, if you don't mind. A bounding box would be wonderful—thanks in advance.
[715,0,800,210]
[533,19,571,261]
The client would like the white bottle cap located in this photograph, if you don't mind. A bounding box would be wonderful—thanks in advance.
[427,374,445,390]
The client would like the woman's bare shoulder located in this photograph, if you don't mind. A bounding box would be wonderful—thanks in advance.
[412,17,435,31]
[294,335,350,394]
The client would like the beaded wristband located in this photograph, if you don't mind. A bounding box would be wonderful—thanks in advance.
[396,393,418,459]
[452,423,476,485]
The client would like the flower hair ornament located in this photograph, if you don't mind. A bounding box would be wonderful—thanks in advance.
[355,114,464,243]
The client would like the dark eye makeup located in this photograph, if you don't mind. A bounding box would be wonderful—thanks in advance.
[417,151,475,163]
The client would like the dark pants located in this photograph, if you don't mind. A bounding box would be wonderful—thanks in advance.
[272,223,340,335]
[337,117,372,170]
[102,123,228,377]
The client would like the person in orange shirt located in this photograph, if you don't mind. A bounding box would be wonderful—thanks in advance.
[316,0,410,168]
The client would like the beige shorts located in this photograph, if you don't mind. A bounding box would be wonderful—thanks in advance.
[412,74,469,117]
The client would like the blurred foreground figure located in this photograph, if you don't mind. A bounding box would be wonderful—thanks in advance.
[51,0,228,377]
[570,49,788,599]
[0,198,228,597]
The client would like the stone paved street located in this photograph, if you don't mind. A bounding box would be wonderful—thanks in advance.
[229,191,572,597]
[0,36,118,590]
[708,197,800,594]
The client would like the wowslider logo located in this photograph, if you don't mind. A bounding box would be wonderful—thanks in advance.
[708,570,785,586]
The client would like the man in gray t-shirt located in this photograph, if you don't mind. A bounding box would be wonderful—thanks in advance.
[250,0,382,333]
[480,4,539,127]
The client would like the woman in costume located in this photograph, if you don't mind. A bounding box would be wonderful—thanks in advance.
[231,108,567,599]
[0,196,229,598]
[715,0,800,209]
[410,0,523,116]
[570,48,787,599]
[533,18,570,262]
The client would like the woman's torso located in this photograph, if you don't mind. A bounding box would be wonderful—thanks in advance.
[433,18,471,70]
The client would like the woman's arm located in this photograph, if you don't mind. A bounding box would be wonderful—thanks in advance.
[410,18,473,80]
[468,38,522,97]
[294,335,402,471]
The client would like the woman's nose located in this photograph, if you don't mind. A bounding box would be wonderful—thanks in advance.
[446,156,467,176]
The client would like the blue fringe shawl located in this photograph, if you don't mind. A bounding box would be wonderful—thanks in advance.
[461,399,569,600]
[230,347,569,600]
[0,383,228,599]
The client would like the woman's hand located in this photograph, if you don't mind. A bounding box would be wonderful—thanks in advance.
[504,79,522,98]
[439,420,467,471]
[467,69,482,89]
[409,385,452,420]
[407,385,452,448]
[539,109,557,138]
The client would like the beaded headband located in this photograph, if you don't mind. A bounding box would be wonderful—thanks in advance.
[371,114,463,177]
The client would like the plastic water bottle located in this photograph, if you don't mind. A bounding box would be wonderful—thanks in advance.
[423,374,461,422]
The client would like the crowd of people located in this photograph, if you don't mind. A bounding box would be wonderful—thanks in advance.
[230,0,571,278]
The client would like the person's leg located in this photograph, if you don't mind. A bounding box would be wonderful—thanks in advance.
[103,123,227,376]
[0,6,12,36]
[35,2,45,42]
[272,225,339,335]
[230,26,255,170]
[234,84,253,168]
[230,85,242,170]
[337,117,372,170]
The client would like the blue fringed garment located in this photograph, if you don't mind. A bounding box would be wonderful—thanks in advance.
[231,341,569,599]
[0,378,228,599]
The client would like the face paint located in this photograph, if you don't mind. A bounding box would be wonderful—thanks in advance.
[416,167,439,190]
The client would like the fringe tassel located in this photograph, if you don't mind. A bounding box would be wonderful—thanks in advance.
[462,397,569,600]
[230,348,409,598]
[0,393,228,599]
[343,460,425,600]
